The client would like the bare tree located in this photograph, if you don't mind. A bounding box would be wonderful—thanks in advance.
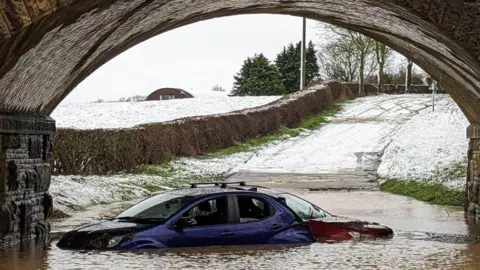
[212,84,226,92]
[353,33,375,96]
[317,38,360,82]
[405,59,413,93]
[374,41,392,94]
[316,23,376,96]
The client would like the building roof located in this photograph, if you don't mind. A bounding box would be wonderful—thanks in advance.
[146,88,194,99]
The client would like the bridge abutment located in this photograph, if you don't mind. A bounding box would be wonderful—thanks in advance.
[467,125,480,217]
[0,114,55,247]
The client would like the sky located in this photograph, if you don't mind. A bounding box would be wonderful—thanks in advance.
[63,15,321,104]
[63,14,414,104]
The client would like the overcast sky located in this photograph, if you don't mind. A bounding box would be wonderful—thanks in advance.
[63,15,322,104]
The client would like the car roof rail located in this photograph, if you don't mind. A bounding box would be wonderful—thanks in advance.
[189,183,220,188]
[189,181,246,188]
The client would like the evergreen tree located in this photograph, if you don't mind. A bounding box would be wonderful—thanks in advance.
[275,41,320,93]
[275,44,299,94]
[231,54,286,96]
[305,41,320,85]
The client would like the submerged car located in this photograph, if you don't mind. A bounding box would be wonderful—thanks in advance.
[57,182,393,250]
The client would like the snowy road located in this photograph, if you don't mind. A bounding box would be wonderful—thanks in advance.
[235,95,431,174]
[227,94,464,190]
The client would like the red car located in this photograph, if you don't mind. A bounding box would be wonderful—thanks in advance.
[306,216,393,241]
[272,188,393,241]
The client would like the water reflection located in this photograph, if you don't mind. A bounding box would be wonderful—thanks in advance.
[1,237,479,270]
[2,191,480,269]
[0,239,50,270]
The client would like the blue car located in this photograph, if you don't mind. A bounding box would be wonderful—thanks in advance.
[56,182,392,250]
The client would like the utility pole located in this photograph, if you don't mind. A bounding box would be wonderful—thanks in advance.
[300,17,306,90]
[432,80,436,112]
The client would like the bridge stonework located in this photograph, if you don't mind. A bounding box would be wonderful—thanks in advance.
[0,114,55,247]
[467,125,480,216]
[1,0,480,246]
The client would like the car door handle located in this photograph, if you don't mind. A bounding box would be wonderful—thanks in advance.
[271,224,281,230]
[221,231,234,236]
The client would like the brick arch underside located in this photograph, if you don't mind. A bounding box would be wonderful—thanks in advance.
[0,0,479,122]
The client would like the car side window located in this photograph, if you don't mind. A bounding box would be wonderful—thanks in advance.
[237,195,274,223]
[280,194,328,219]
[177,196,229,228]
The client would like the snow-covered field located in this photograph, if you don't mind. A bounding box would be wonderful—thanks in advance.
[377,97,468,189]
[50,174,168,215]
[51,96,281,130]
[50,94,469,215]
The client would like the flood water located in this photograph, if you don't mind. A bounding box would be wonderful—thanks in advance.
[3,191,480,270]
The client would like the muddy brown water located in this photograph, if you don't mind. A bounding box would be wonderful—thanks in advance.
[2,191,480,270]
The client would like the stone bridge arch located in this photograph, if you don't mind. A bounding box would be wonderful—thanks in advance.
[1,0,480,246]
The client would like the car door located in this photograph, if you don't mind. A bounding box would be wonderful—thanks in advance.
[226,194,290,245]
[164,195,236,247]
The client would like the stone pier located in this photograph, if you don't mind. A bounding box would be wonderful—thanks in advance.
[467,125,480,217]
[0,114,55,247]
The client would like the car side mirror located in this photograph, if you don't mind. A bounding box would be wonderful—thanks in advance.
[277,197,287,205]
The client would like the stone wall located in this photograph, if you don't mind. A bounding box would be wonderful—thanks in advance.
[467,125,480,216]
[382,84,431,94]
[343,83,431,96]
[0,114,55,247]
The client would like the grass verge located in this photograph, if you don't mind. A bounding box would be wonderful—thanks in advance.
[137,164,223,187]
[206,101,349,158]
[380,178,464,206]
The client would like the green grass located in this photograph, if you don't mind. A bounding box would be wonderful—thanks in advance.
[429,161,467,183]
[138,162,225,189]
[141,183,165,192]
[205,101,348,158]
[380,178,464,206]
[205,126,300,158]
[137,163,177,178]
[300,103,346,130]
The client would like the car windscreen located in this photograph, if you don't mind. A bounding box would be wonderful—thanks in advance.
[115,193,196,222]
[279,193,331,219]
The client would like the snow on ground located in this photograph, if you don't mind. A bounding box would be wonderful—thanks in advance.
[171,94,468,189]
[233,95,433,174]
[50,94,469,214]
[169,131,312,177]
[186,89,230,98]
[49,137,303,215]
[50,174,172,214]
[51,96,280,130]
[377,96,468,189]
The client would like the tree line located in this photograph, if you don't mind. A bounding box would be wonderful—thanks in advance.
[228,23,431,96]
[317,23,428,95]
[93,95,147,103]
[230,41,320,96]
